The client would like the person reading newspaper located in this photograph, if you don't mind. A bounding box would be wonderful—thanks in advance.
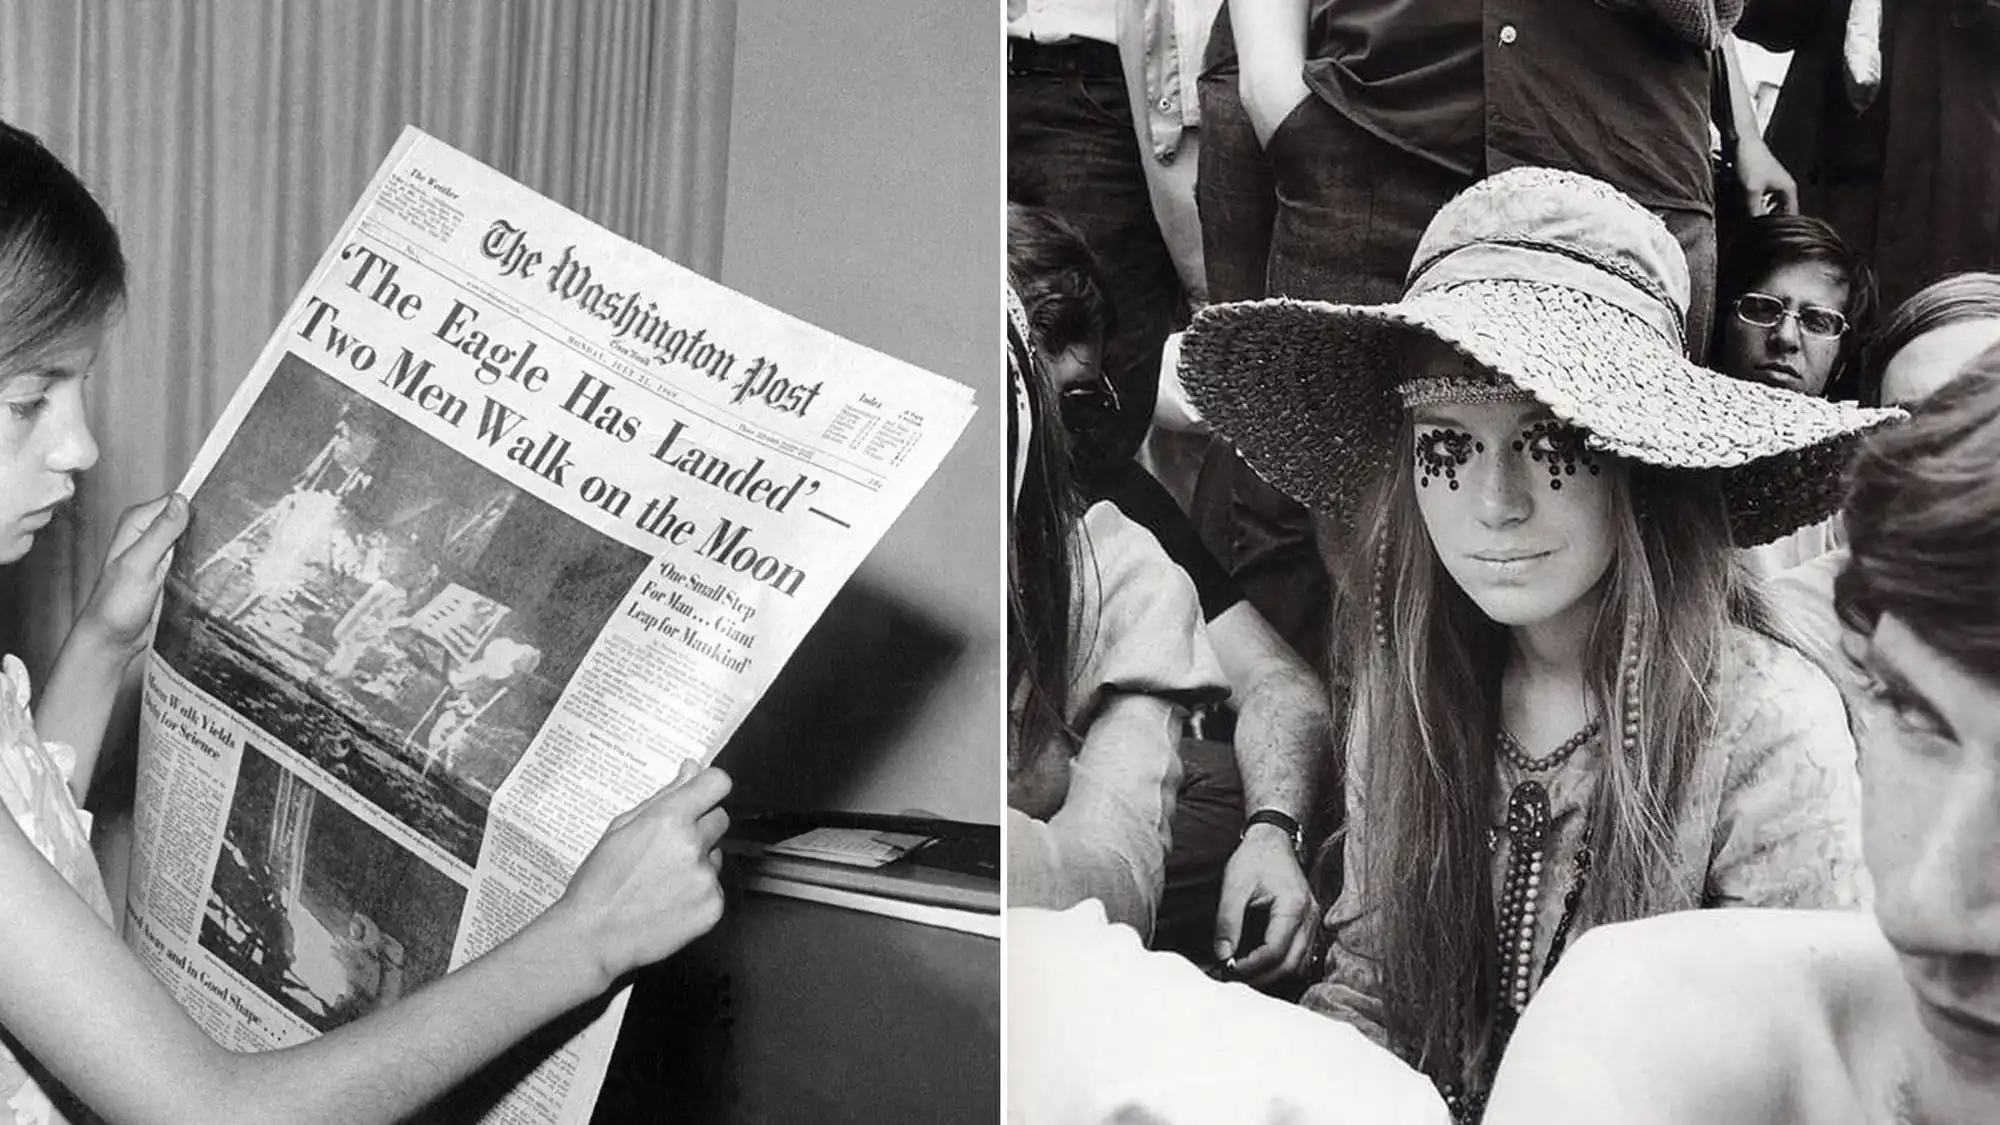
[0,118,733,1125]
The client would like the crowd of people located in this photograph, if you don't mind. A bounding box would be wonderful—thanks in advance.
[1006,2,2000,1122]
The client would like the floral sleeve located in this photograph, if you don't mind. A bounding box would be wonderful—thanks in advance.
[1702,632,1869,910]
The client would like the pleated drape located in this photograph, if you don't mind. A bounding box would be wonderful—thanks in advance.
[0,0,735,690]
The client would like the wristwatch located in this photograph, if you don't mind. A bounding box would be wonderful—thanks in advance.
[1241,808,1306,863]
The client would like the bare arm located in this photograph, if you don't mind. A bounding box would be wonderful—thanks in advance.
[1203,602,1326,979]
[0,764,730,1124]
[1720,34,1798,215]
[1206,602,1321,823]
[1229,0,1311,146]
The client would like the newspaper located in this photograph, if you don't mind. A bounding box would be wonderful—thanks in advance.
[123,127,976,1121]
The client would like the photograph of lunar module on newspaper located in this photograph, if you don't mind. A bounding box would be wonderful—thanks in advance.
[154,353,650,867]
[200,742,467,1033]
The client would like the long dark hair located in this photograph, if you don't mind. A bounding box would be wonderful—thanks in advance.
[1332,428,1768,1087]
[1007,202,1117,359]
[0,121,126,369]
[1007,294,1083,771]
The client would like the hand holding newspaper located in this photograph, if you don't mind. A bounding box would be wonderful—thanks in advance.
[124,127,975,1122]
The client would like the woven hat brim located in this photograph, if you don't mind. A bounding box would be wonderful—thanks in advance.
[1182,284,1904,546]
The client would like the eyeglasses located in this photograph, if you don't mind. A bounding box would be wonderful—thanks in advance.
[1734,292,1849,339]
[1059,380,1123,435]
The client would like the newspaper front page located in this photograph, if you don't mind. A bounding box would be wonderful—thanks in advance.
[123,127,976,1121]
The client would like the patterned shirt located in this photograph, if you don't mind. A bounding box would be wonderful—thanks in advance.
[0,656,114,1125]
[1305,626,1866,1094]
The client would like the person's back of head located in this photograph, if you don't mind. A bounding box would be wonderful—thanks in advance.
[1837,349,2000,680]
[1006,202,1118,370]
[1858,271,2000,406]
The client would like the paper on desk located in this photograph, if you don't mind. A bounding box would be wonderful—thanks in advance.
[767,827,933,868]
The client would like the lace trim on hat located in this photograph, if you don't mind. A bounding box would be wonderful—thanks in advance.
[1397,376,1535,409]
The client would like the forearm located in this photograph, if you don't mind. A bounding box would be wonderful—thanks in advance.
[1232,667,1325,823]
[1,821,602,1125]
[216,910,607,1124]
[36,619,133,804]
[1229,0,1308,84]
[1048,694,1184,935]
[1204,604,1324,823]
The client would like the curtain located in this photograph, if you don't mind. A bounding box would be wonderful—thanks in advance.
[0,0,735,717]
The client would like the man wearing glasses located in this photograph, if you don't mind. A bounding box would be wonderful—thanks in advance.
[1713,213,1875,400]
[1708,214,1875,574]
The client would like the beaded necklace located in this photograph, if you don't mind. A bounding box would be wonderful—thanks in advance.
[1497,718,1600,773]
[1446,724,1600,1124]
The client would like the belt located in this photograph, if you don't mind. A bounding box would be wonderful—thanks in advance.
[1007,38,1123,80]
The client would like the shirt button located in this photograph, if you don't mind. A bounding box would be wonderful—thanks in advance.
[1498,24,1518,44]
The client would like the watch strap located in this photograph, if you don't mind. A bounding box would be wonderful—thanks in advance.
[1242,808,1305,859]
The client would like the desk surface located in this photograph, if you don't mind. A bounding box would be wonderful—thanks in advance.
[592,885,1000,1124]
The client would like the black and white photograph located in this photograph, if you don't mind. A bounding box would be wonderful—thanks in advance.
[0,0,1005,1121]
[201,742,468,1034]
[1007,2,2000,1124]
[155,352,651,866]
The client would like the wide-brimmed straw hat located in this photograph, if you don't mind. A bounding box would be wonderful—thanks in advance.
[1181,167,1904,546]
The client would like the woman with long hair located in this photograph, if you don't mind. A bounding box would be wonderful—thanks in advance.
[1006,283,1227,939]
[1182,167,1901,1120]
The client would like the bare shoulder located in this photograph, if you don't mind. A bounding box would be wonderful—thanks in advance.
[1485,910,1882,1125]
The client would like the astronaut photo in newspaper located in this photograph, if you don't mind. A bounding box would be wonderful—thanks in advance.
[202,742,466,1032]
[156,353,651,868]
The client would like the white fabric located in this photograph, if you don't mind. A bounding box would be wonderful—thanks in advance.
[1150,332,1209,433]
[1843,0,1884,111]
[1007,902,1452,1125]
[1009,0,1118,45]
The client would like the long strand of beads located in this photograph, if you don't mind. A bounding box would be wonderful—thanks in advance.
[1621,623,1643,760]
[1497,781,1552,1011]
[1372,532,1391,650]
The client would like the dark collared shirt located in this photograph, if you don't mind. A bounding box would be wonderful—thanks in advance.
[1304,0,1713,213]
